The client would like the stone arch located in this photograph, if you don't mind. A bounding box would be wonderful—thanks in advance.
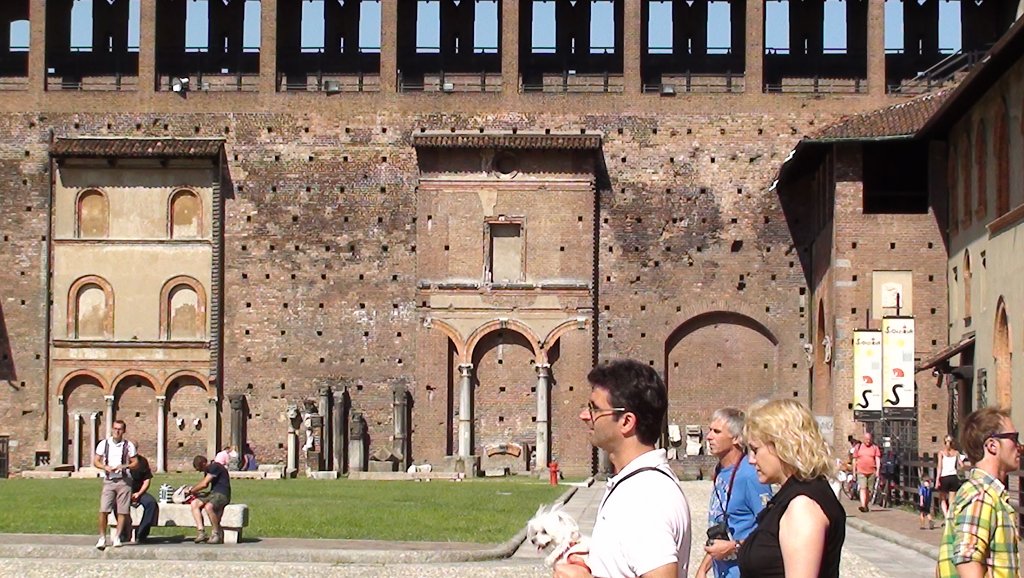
[61,371,107,468]
[68,275,114,339]
[994,298,1012,409]
[165,373,211,472]
[113,371,159,458]
[160,370,212,396]
[975,118,988,219]
[664,311,780,433]
[470,327,538,467]
[994,97,1010,217]
[168,188,203,239]
[541,316,590,365]
[159,276,207,340]
[963,250,973,322]
[465,319,543,365]
[424,317,467,363]
[76,189,108,238]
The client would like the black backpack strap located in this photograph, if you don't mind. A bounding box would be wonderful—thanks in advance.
[599,466,679,512]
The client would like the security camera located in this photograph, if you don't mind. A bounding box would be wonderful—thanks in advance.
[171,77,190,93]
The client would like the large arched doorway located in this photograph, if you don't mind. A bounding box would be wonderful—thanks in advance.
[994,298,1012,408]
[664,312,779,434]
[165,375,209,472]
[63,373,106,467]
[471,329,537,472]
[113,373,158,459]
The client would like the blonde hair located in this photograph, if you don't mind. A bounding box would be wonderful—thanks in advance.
[745,399,835,481]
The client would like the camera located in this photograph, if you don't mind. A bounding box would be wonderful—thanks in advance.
[706,522,730,545]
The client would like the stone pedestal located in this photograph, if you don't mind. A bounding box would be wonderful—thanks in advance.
[441,455,480,477]
[368,460,399,473]
[348,439,367,472]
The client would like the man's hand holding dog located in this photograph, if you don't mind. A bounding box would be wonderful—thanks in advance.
[553,554,592,578]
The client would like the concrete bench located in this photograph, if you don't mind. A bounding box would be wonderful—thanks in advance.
[108,502,249,544]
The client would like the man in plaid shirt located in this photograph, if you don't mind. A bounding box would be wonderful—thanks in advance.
[938,407,1021,578]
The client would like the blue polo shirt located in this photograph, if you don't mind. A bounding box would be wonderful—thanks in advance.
[708,458,773,578]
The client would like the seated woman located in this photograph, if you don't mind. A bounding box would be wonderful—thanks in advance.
[737,399,847,578]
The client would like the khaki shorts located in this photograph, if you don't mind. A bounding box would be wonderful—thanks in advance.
[857,472,876,490]
[100,479,132,514]
[202,492,230,510]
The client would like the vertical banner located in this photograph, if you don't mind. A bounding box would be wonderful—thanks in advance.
[882,316,916,420]
[852,330,882,421]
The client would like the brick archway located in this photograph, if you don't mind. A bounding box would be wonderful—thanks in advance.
[994,298,1012,409]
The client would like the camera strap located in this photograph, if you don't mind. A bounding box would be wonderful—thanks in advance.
[713,460,741,529]
[599,466,679,513]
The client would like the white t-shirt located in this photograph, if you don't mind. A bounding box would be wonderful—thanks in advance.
[588,449,691,578]
[95,438,137,480]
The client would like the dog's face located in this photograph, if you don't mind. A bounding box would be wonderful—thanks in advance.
[527,505,580,551]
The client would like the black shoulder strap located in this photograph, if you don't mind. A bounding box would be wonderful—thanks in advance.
[599,466,679,512]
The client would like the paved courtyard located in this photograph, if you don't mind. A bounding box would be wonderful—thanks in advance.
[0,480,936,577]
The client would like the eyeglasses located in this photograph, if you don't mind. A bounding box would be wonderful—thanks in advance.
[586,401,627,421]
[989,431,1020,445]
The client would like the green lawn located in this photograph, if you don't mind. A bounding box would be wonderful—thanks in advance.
[0,475,567,543]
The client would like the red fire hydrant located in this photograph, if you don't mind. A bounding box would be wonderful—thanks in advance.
[548,461,559,486]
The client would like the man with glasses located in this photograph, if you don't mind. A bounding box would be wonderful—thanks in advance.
[93,419,138,550]
[554,359,690,578]
[938,407,1021,578]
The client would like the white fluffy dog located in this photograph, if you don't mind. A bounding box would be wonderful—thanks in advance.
[526,503,590,569]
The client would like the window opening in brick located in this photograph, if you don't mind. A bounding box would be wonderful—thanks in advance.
[167,284,204,340]
[862,141,928,214]
[416,0,440,53]
[591,0,615,53]
[487,222,523,283]
[822,0,846,52]
[707,2,731,55]
[475,0,499,53]
[646,1,671,54]
[156,0,260,85]
[75,283,109,339]
[531,0,556,53]
[765,1,789,54]
[169,189,202,239]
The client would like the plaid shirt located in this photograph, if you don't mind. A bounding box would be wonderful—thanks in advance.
[937,468,1020,578]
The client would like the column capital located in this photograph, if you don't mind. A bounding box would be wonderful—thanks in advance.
[104,395,115,402]
[155,395,167,401]
[228,394,246,410]
[57,395,65,405]
[458,363,474,377]
[208,396,219,404]
[90,412,99,420]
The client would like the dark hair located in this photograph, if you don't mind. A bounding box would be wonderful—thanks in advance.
[193,455,208,471]
[587,359,667,446]
[960,406,1012,463]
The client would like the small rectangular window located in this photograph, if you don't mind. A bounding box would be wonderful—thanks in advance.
[488,223,523,283]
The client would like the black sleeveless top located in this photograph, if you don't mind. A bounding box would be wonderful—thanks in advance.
[736,476,846,578]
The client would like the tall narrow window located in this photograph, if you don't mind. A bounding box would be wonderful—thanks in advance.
[532,1,556,53]
[995,104,1010,217]
[168,285,202,340]
[70,0,93,51]
[590,0,615,54]
[169,190,202,239]
[765,1,790,54]
[963,251,973,323]
[360,0,382,52]
[487,222,523,283]
[416,0,441,53]
[975,120,988,219]
[822,0,846,53]
[883,0,903,53]
[77,190,108,239]
[647,1,672,54]
[70,277,114,340]
[707,1,731,55]
[948,145,959,235]
[475,0,499,53]
[961,135,972,228]
[938,0,962,54]
[10,20,30,52]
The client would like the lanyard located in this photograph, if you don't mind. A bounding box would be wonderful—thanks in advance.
[714,461,741,524]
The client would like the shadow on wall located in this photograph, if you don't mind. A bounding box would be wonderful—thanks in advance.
[0,301,16,383]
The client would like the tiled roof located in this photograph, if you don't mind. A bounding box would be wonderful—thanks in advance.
[412,132,602,150]
[810,89,952,141]
[51,138,224,158]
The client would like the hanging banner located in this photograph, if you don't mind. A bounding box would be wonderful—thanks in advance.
[882,316,916,420]
[852,330,882,421]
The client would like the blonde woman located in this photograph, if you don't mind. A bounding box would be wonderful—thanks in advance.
[934,434,965,518]
[736,400,846,578]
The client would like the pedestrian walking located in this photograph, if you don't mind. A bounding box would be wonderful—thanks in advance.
[935,434,966,519]
[852,431,881,512]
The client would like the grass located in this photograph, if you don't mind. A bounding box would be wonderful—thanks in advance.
[0,475,567,543]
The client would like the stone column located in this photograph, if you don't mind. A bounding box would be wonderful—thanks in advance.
[27,0,45,95]
[331,389,345,473]
[71,412,82,470]
[457,364,474,459]
[286,405,299,476]
[228,394,246,456]
[137,0,156,92]
[56,396,66,464]
[155,396,166,473]
[744,0,765,94]
[318,387,332,470]
[104,395,115,438]
[207,397,219,458]
[379,0,398,92]
[259,0,278,93]
[501,0,520,94]
[866,0,886,96]
[623,0,642,94]
[535,364,551,471]
[392,383,408,468]
[89,412,100,461]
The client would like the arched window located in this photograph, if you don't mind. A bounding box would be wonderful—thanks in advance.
[169,189,202,239]
[960,134,972,229]
[963,251,973,323]
[948,144,958,235]
[995,100,1010,217]
[975,119,988,220]
[76,190,108,238]
[160,277,207,340]
[68,276,114,339]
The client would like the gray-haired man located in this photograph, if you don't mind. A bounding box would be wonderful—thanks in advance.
[696,408,772,578]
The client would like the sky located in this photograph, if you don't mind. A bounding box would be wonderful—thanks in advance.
[7,0,964,56]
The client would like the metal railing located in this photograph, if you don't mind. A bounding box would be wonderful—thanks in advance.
[398,70,502,93]
[764,76,866,94]
[521,70,623,93]
[888,49,986,94]
[643,72,744,94]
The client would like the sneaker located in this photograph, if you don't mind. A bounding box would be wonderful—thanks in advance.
[95,537,106,550]
[207,531,223,545]
[112,536,123,548]
[858,506,868,513]
[193,531,208,544]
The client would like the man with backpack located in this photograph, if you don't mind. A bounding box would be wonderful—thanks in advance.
[93,419,137,549]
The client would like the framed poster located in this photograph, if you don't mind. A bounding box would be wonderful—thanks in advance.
[881,316,916,420]
[853,329,882,421]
